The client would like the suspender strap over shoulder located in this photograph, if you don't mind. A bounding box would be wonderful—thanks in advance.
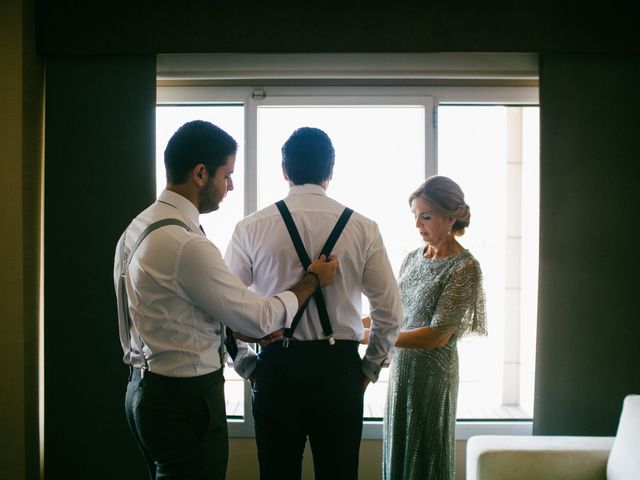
[127,218,191,264]
[275,200,353,343]
[119,218,191,369]
[320,208,354,257]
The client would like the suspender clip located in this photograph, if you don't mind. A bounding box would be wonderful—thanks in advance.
[120,258,128,278]
[282,338,290,349]
[328,335,335,346]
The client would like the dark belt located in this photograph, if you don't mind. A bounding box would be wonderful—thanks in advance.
[129,366,224,385]
[261,338,359,353]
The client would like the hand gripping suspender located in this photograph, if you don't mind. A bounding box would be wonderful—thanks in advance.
[275,200,353,347]
[118,218,191,372]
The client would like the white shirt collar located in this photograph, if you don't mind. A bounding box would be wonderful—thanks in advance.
[287,183,328,197]
[157,189,201,229]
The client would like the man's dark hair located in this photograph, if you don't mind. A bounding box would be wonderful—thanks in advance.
[281,127,335,185]
[164,120,238,184]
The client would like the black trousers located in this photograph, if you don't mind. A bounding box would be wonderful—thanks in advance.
[252,340,364,480]
[125,367,228,480]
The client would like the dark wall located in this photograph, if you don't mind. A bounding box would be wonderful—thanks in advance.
[534,54,640,435]
[44,56,155,478]
[36,1,639,55]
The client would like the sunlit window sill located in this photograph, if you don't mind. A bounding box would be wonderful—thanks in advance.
[361,418,533,440]
[228,417,533,440]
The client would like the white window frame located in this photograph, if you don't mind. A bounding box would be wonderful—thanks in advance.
[157,54,538,439]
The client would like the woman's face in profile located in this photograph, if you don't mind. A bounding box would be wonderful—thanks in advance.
[410,197,451,244]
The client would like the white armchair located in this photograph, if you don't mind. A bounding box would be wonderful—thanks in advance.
[466,394,640,480]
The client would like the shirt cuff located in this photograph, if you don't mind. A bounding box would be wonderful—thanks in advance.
[231,351,258,379]
[361,358,382,383]
[273,291,298,329]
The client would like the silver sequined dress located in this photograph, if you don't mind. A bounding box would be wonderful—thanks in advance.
[383,248,486,480]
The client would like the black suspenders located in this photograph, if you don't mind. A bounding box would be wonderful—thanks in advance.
[119,218,191,370]
[275,200,353,346]
[120,218,238,366]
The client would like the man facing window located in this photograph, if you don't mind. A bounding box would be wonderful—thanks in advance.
[225,127,402,479]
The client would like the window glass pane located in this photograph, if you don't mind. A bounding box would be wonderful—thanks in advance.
[156,105,245,255]
[438,105,538,419]
[520,107,540,416]
[257,105,425,274]
[156,105,246,417]
[256,105,426,419]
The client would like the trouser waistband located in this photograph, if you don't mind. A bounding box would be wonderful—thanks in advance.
[129,366,224,385]
[261,338,359,353]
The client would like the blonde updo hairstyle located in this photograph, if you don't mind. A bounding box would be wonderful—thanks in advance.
[409,176,471,236]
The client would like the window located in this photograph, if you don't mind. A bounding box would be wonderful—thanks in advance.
[156,75,538,438]
[438,105,539,420]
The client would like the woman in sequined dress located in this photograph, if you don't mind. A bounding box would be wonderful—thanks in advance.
[364,176,487,480]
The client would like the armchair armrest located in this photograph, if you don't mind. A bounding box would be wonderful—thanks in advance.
[466,435,615,480]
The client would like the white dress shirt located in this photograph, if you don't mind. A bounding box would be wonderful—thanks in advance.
[114,189,297,378]
[225,184,402,382]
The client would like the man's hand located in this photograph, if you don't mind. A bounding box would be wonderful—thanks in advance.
[290,255,339,312]
[234,328,285,347]
[360,328,371,345]
[307,254,339,287]
[257,329,285,346]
